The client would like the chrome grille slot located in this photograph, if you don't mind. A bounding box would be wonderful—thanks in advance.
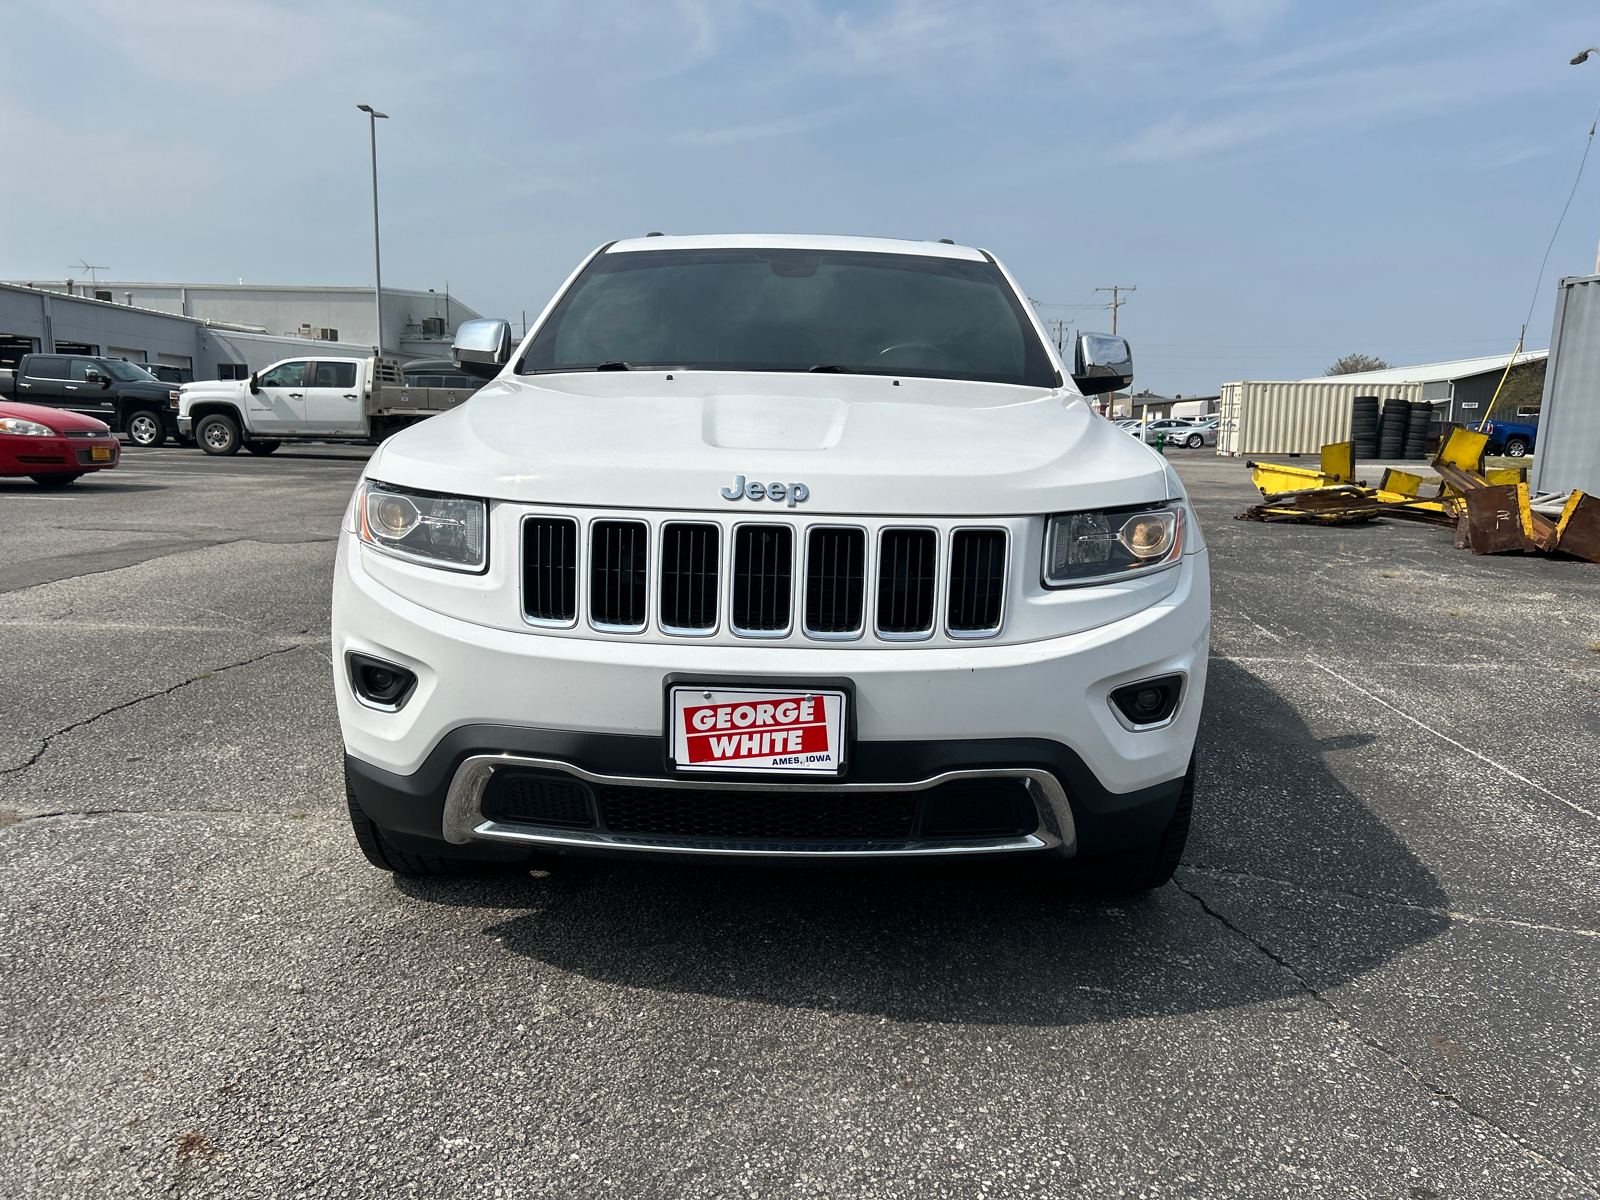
[876,528,937,637]
[659,522,721,633]
[804,526,866,637]
[731,524,793,634]
[522,517,578,625]
[947,529,1006,635]
[590,520,648,630]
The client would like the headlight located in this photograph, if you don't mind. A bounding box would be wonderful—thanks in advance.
[1043,504,1183,587]
[358,481,487,572]
[0,417,56,437]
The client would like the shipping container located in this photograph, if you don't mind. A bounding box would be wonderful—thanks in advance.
[1217,380,1423,456]
[1531,275,1600,497]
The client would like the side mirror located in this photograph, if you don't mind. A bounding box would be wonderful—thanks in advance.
[453,318,512,380]
[1072,332,1133,396]
[248,373,260,394]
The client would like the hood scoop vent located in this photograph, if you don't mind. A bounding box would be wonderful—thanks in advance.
[701,394,847,451]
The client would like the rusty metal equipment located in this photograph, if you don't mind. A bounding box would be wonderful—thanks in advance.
[1237,430,1598,563]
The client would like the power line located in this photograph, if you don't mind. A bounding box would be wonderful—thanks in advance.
[1521,91,1600,327]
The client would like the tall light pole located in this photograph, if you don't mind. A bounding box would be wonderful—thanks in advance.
[1570,50,1600,272]
[357,104,389,355]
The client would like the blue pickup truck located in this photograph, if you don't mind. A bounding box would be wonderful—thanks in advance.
[1481,419,1537,458]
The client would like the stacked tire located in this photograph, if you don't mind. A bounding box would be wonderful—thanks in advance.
[1350,396,1379,460]
[1403,401,1432,460]
[1378,398,1410,459]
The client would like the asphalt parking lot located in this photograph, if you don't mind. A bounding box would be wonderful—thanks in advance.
[2,446,1598,1199]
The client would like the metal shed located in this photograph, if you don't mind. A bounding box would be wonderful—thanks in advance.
[1531,275,1600,497]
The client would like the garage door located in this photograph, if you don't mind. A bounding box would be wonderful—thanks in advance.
[0,334,36,369]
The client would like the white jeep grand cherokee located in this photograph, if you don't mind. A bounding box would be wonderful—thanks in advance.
[333,234,1209,892]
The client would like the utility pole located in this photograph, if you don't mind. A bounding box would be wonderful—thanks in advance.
[357,104,389,356]
[1095,285,1136,335]
[1045,318,1071,354]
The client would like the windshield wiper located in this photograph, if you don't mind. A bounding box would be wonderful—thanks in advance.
[808,364,852,373]
[595,361,632,371]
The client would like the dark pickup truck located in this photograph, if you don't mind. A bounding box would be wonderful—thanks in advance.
[0,354,181,447]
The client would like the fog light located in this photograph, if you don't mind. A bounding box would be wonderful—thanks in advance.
[1110,675,1183,728]
[347,652,418,711]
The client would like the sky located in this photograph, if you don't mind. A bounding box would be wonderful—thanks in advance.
[5,0,1600,396]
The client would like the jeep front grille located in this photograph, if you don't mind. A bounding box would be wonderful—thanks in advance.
[804,526,866,637]
[590,520,648,630]
[876,528,937,637]
[947,529,1007,634]
[731,524,793,634]
[522,517,578,624]
[520,515,1013,641]
[659,522,720,633]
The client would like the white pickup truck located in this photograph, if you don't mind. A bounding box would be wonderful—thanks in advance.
[176,355,477,455]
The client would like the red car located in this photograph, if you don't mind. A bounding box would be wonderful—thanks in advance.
[0,400,121,486]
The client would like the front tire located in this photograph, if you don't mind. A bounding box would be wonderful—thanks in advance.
[1503,437,1530,458]
[126,409,166,448]
[31,473,84,488]
[245,440,281,455]
[1185,433,1204,449]
[196,413,242,456]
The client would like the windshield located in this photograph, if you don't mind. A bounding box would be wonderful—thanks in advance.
[104,361,156,382]
[519,248,1058,388]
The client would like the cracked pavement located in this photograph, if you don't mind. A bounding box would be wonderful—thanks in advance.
[1,447,1597,1198]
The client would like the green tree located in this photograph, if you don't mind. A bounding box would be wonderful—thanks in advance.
[1326,353,1391,376]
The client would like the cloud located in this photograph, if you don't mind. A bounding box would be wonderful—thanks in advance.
[676,108,852,145]
[1114,0,1561,164]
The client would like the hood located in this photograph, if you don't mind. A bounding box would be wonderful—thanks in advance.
[115,382,170,400]
[178,380,246,411]
[0,401,111,434]
[370,371,1175,517]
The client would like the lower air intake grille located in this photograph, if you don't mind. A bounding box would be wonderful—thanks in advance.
[599,785,915,840]
[523,517,578,623]
[947,529,1006,633]
[731,524,793,632]
[659,522,720,631]
[876,528,937,635]
[484,773,595,828]
[591,520,648,629]
[804,527,865,635]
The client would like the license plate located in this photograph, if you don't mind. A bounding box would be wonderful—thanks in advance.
[670,686,846,775]
[91,446,112,461]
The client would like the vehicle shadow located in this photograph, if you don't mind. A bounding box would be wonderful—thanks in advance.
[396,657,1449,1025]
[0,480,166,495]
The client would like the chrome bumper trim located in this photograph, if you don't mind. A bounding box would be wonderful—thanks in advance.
[441,753,1076,859]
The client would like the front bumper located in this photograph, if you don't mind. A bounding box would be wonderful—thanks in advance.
[335,533,1209,861]
[1,434,120,476]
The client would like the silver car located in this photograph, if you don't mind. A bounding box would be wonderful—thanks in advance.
[1138,418,1215,448]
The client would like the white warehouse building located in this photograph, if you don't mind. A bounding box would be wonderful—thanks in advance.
[1,280,482,368]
